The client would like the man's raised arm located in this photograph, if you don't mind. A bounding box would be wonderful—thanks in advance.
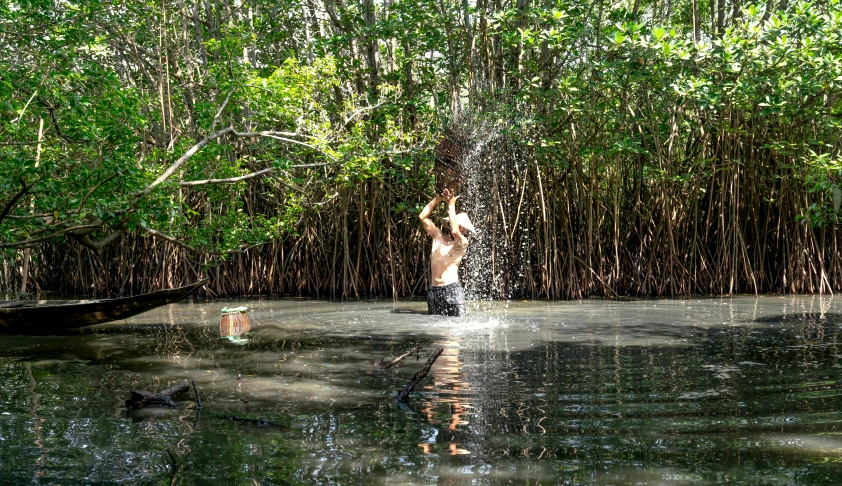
[419,194,442,238]
[447,195,469,247]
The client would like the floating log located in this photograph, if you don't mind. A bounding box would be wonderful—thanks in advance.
[395,347,443,402]
[377,345,422,370]
[125,381,190,409]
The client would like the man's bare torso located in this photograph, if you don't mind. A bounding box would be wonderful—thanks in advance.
[419,190,470,288]
[430,235,466,286]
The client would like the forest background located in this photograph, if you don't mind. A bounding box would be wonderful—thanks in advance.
[1,0,841,299]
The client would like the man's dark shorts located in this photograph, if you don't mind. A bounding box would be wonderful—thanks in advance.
[427,282,467,317]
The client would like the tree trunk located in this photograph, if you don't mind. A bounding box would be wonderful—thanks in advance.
[363,0,380,95]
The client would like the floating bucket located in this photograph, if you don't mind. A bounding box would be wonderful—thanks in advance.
[220,306,250,337]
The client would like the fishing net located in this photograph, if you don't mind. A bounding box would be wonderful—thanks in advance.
[434,132,471,194]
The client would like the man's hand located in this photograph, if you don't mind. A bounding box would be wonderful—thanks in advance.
[441,188,458,206]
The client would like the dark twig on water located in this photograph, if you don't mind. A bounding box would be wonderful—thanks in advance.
[193,407,203,429]
[191,380,204,428]
[167,449,178,468]
[191,380,203,410]
[379,345,423,370]
[395,347,443,402]
[166,449,179,486]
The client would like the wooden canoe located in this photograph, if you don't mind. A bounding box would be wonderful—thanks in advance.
[0,279,208,334]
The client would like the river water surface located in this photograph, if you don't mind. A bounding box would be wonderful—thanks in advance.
[2,297,842,484]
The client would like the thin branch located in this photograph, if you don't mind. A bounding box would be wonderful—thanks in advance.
[139,223,199,253]
[395,348,444,402]
[179,167,274,186]
[343,98,391,129]
[15,7,108,35]
[0,141,49,146]
[139,223,265,256]
[133,126,235,197]
[77,172,121,211]
[37,97,87,143]
[6,208,82,220]
[0,224,102,249]
[277,171,319,201]
[191,380,203,410]
[231,130,337,160]
[0,178,38,224]
[289,162,332,168]
[11,90,38,124]
[210,87,237,132]
[379,345,423,370]
[136,127,333,196]
[178,161,331,187]
[67,228,125,253]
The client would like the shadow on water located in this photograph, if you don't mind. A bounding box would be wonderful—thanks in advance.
[391,308,430,316]
[2,297,842,484]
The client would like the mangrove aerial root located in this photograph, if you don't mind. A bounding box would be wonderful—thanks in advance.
[395,347,443,402]
[125,381,190,409]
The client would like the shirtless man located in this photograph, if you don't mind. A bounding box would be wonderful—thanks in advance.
[418,188,475,316]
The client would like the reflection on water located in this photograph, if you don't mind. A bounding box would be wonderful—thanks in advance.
[2,297,842,484]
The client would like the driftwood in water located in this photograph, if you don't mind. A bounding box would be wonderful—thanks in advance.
[126,381,190,409]
[395,347,443,402]
[376,345,422,370]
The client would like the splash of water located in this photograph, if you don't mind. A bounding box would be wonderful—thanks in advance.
[440,110,535,303]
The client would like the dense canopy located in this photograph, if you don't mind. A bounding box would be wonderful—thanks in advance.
[1,0,841,297]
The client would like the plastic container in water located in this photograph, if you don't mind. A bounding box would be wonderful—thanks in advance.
[220,306,250,337]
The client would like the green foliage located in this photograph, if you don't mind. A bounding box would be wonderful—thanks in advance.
[1,0,841,294]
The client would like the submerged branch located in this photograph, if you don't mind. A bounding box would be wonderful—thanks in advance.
[191,380,203,410]
[395,347,443,402]
[378,345,423,370]
[126,381,191,409]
